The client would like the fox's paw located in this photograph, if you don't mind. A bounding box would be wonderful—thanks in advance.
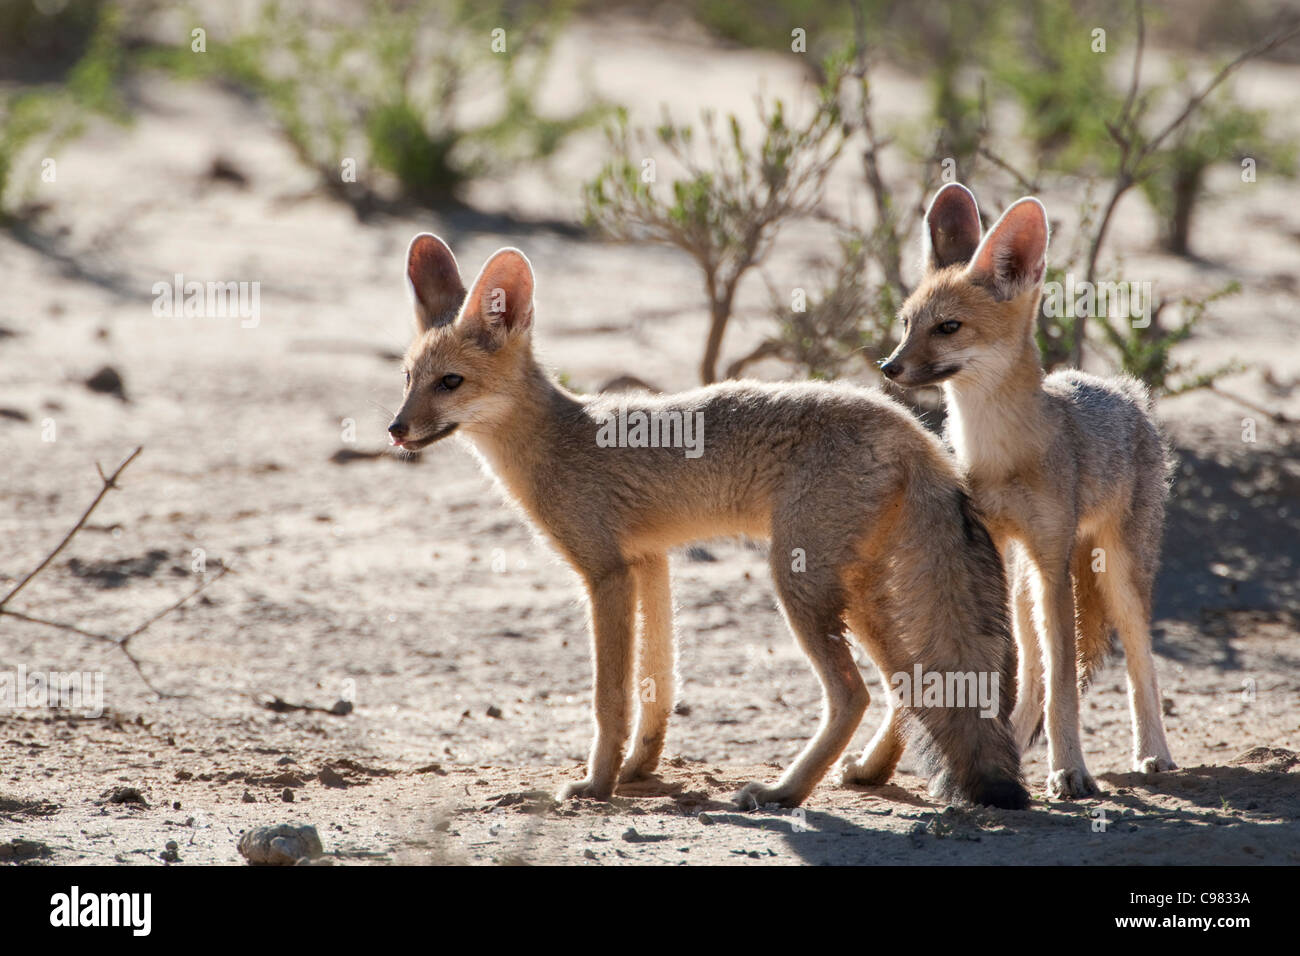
[1136,755,1176,775]
[734,780,807,811]
[617,747,662,784]
[1045,767,1099,800]
[557,777,613,802]
[838,756,893,788]
[617,763,652,785]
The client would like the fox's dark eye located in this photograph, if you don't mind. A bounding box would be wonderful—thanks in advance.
[935,320,961,335]
[438,374,463,391]
[403,369,411,386]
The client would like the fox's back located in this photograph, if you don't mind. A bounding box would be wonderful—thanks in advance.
[1044,368,1169,520]
[534,380,956,555]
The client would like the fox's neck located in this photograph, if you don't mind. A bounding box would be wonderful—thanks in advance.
[943,330,1048,478]
[461,356,578,496]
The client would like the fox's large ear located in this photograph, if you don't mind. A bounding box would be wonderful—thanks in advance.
[924,182,982,271]
[407,234,466,333]
[966,197,1048,301]
[457,248,534,348]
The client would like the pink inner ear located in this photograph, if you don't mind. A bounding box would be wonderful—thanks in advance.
[408,236,461,294]
[927,184,982,268]
[467,250,535,334]
[407,235,466,326]
[971,199,1047,291]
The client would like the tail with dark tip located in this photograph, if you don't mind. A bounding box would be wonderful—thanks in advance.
[891,474,1029,811]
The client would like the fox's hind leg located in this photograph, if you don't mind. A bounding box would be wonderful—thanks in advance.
[840,702,904,787]
[619,553,676,783]
[1094,526,1175,774]
[737,545,868,809]
[1025,542,1100,800]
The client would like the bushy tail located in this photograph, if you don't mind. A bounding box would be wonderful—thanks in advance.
[1072,539,1115,691]
[890,475,1028,810]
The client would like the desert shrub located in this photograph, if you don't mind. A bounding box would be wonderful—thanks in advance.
[1138,87,1291,256]
[583,82,846,384]
[988,0,1120,171]
[144,0,603,207]
[759,234,901,380]
[1031,194,1242,393]
[975,0,1294,389]
[0,3,127,222]
[991,0,1293,259]
[1098,280,1243,395]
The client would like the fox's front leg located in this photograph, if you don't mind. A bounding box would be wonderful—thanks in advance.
[619,553,675,783]
[559,565,636,801]
[1031,553,1099,799]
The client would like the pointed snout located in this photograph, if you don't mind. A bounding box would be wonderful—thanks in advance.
[879,360,903,381]
[387,417,409,442]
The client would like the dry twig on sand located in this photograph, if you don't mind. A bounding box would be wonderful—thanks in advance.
[0,446,229,697]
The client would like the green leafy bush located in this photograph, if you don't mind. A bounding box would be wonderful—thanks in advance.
[145,0,602,206]
[0,3,126,222]
[584,81,845,383]
[1139,88,1291,255]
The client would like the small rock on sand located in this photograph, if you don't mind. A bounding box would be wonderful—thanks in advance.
[84,365,126,400]
[237,824,324,866]
[0,838,53,862]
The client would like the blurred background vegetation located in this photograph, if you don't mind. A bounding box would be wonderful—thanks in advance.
[2,0,1297,395]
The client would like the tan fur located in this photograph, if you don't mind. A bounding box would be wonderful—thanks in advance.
[883,184,1176,799]
[388,238,1029,809]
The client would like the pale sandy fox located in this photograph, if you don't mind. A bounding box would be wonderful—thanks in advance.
[387,233,1029,810]
[880,183,1176,799]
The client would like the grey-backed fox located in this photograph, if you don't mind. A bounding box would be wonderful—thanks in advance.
[881,184,1175,799]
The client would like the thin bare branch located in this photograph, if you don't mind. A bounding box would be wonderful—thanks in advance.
[1140,18,1300,166]
[1075,3,1299,366]
[1118,0,1146,133]
[1,446,142,609]
[1,609,108,643]
[724,340,787,380]
[119,565,230,643]
[0,447,231,698]
[976,146,1041,194]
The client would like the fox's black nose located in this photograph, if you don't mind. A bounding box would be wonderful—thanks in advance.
[880,361,902,380]
[388,418,409,439]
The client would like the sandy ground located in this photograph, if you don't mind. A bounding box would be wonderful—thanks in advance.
[2,15,1299,865]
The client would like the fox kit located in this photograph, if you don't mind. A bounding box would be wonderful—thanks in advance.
[881,183,1175,799]
[388,233,1028,810]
